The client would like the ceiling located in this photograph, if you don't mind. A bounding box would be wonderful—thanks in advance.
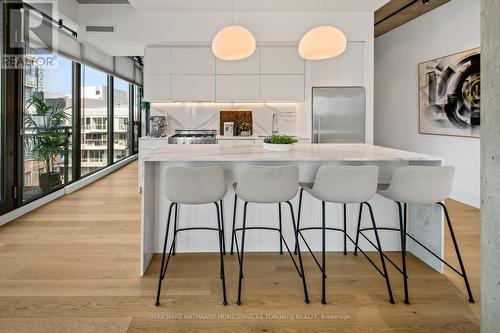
[127,0,389,13]
[375,0,451,37]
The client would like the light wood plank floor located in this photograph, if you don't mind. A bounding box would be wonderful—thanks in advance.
[0,161,480,332]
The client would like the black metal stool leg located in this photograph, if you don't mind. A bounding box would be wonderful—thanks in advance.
[278,203,283,255]
[230,194,237,255]
[343,203,347,255]
[236,202,249,305]
[321,201,327,304]
[353,203,363,256]
[172,204,179,256]
[155,202,175,306]
[286,201,309,304]
[220,200,226,255]
[366,202,394,304]
[215,202,228,305]
[294,188,304,255]
[439,203,475,303]
[397,202,410,304]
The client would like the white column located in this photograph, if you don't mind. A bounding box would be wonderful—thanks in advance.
[481,0,500,332]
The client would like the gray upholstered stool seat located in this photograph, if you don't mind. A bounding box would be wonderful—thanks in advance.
[155,166,228,306]
[231,165,309,305]
[165,166,227,204]
[296,165,394,305]
[358,165,474,304]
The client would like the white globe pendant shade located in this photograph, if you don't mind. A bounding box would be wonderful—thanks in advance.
[212,25,256,60]
[298,26,347,60]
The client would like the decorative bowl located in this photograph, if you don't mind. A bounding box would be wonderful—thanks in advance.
[263,143,293,152]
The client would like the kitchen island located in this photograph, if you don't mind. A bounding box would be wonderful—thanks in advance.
[139,143,443,276]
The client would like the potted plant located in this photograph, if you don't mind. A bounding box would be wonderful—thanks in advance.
[24,93,70,192]
[239,122,252,136]
[263,134,298,152]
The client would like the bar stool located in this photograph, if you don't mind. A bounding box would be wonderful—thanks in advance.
[155,166,228,306]
[231,165,309,305]
[296,165,394,304]
[355,165,475,304]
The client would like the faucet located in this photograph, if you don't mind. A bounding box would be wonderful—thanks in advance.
[272,112,279,134]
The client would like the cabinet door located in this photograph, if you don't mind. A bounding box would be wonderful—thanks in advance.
[311,42,365,86]
[144,47,171,75]
[260,75,304,101]
[260,47,304,74]
[216,48,260,74]
[311,57,339,86]
[171,47,215,75]
[338,42,364,85]
[171,75,215,101]
[144,75,171,102]
[216,75,260,102]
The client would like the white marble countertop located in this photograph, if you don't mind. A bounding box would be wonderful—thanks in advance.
[216,135,311,140]
[140,143,442,162]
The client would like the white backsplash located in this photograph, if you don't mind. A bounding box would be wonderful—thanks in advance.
[150,102,306,136]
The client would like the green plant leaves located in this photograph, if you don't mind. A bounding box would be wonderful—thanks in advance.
[263,134,298,144]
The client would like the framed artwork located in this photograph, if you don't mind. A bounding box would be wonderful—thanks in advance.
[418,48,480,138]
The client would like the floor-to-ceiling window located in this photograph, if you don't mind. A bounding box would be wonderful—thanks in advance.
[23,47,73,202]
[81,65,109,176]
[113,78,130,162]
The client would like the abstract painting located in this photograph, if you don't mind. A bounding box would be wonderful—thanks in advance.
[419,48,480,137]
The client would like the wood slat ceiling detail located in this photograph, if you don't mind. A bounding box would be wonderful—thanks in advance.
[375,0,451,38]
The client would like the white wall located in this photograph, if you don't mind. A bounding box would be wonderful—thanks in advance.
[374,0,480,207]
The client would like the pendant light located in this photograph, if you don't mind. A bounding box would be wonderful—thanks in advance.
[298,26,347,60]
[212,0,256,60]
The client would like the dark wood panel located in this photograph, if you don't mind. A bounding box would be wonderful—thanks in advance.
[219,111,253,136]
[375,0,451,37]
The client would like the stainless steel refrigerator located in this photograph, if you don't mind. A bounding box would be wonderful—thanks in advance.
[312,87,366,143]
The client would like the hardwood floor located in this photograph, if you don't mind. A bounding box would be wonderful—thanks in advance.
[0,162,480,332]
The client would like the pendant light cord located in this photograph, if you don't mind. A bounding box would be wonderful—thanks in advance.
[231,0,234,25]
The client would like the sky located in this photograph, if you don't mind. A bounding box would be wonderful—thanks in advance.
[43,54,130,96]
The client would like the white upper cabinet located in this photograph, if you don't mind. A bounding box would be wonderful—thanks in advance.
[311,42,365,86]
[144,46,308,102]
[260,47,304,74]
[171,75,215,101]
[171,47,215,75]
[260,75,304,101]
[144,47,171,75]
[216,75,260,102]
[338,42,365,85]
[144,75,171,102]
[216,48,260,75]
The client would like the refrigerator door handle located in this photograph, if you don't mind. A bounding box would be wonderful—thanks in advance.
[316,118,321,143]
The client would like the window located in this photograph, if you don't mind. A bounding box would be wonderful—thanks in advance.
[81,65,109,176]
[23,48,73,202]
[113,78,130,162]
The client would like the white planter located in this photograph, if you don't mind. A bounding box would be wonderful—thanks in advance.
[263,143,293,152]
